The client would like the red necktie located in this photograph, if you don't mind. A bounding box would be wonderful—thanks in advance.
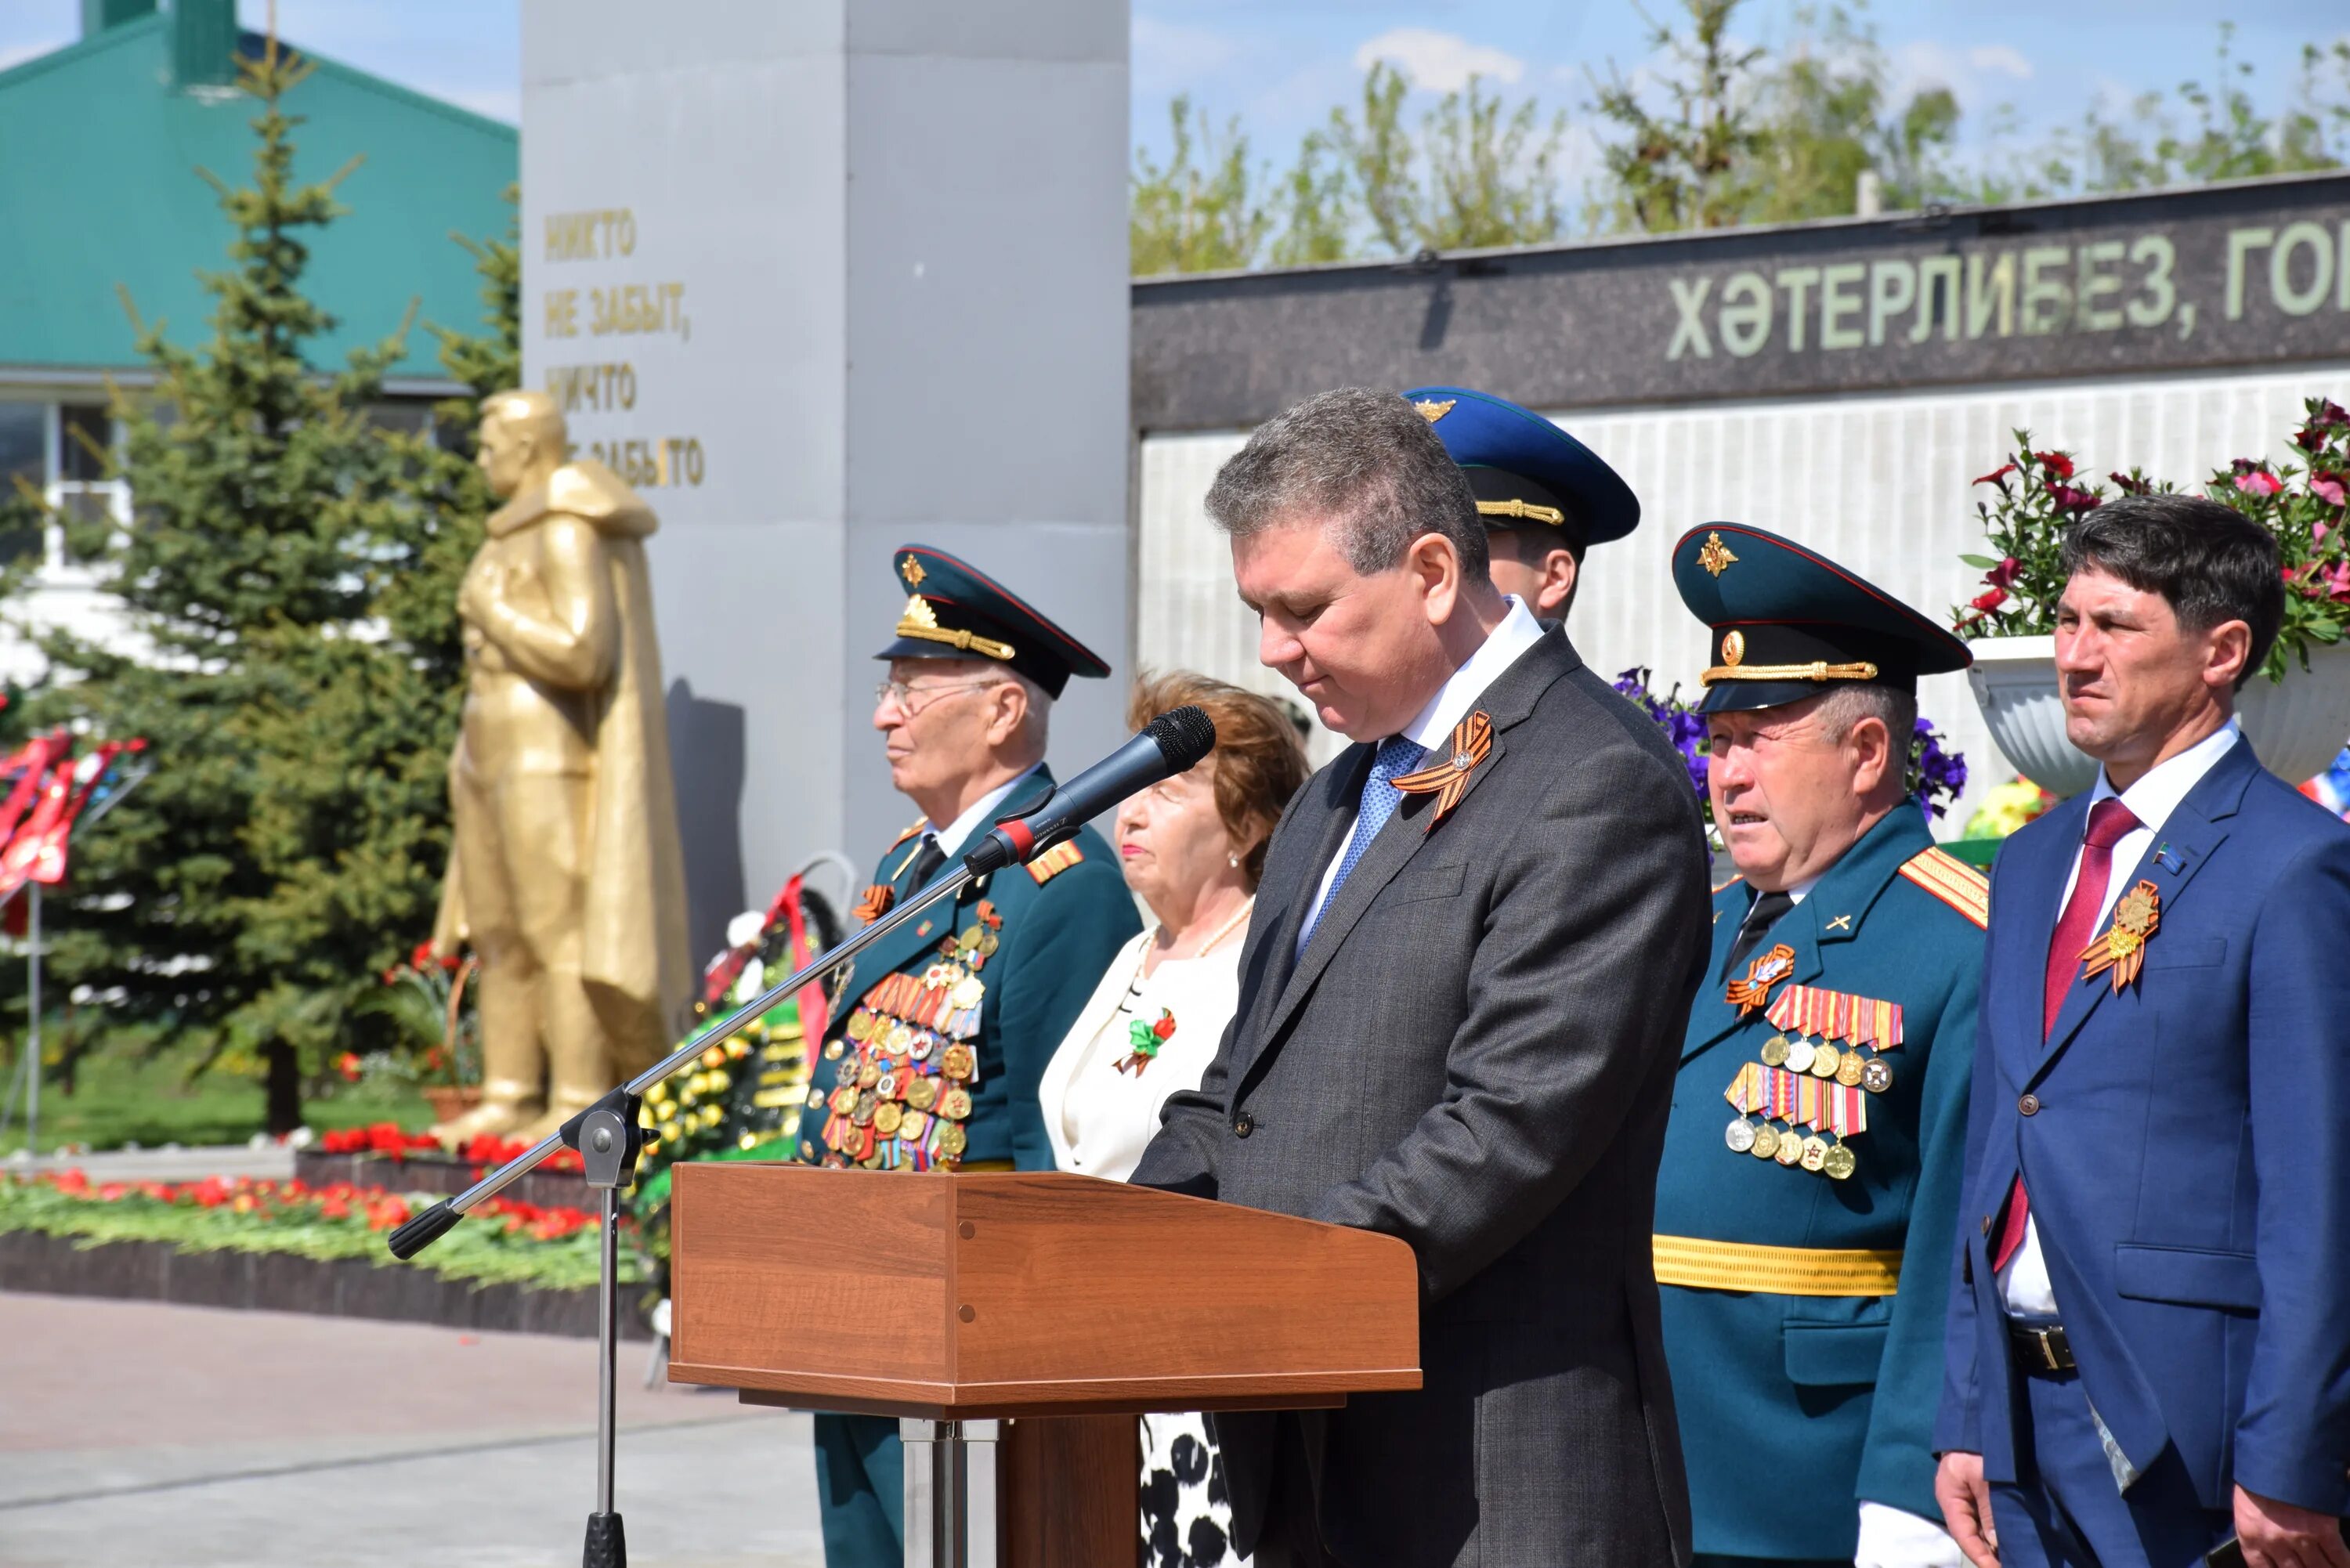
[1992,797,2141,1271]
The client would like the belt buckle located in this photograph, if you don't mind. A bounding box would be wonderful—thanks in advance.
[2018,1323,2072,1373]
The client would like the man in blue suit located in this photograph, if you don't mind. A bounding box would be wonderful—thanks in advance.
[1659,525,1984,1568]
[1933,495,2350,1568]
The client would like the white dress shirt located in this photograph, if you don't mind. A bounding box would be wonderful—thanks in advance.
[926,763,1044,862]
[1298,597,1546,954]
[1998,719,2241,1317]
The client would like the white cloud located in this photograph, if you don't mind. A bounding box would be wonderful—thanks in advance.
[1966,44,2034,81]
[1133,14,1242,99]
[1353,27,1525,92]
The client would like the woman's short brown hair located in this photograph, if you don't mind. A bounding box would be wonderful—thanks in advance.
[1126,670,1311,889]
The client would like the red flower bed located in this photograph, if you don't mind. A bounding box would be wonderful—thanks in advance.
[35,1168,597,1240]
[316,1122,586,1175]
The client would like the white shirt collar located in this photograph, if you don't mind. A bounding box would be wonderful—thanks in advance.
[1396,597,1547,753]
[934,762,1045,858]
[2087,717,2241,835]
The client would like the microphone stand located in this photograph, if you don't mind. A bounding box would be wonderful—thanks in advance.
[387,861,978,1568]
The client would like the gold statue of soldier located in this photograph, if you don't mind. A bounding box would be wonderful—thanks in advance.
[432,390,694,1143]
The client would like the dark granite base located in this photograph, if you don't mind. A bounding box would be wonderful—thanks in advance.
[0,1231,650,1339]
[294,1150,598,1212]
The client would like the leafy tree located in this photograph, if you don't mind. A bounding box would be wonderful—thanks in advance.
[1130,96,1272,276]
[7,42,510,1132]
[1325,61,1571,255]
[1586,0,1766,232]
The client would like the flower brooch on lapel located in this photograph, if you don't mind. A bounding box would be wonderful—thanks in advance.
[1392,710,1493,832]
[2080,880,2160,994]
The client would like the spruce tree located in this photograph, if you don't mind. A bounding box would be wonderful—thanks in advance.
[14,43,511,1133]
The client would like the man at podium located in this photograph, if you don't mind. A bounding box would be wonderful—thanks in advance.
[1133,388,1713,1568]
[794,546,1142,1568]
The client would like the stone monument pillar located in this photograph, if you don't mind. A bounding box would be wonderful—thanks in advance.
[518,2,1132,943]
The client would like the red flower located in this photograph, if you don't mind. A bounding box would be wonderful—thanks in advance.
[2109,471,2150,495]
[2235,469,2284,498]
[410,940,437,971]
[1972,463,2018,486]
[2034,450,2076,479]
[2312,474,2346,508]
[1986,557,2022,590]
[1150,1010,1177,1041]
[335,1052,363,1083]
[2048,485,2102,513]
[1971,587,2008,612]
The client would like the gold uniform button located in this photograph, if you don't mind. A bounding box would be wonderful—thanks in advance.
[2019,1093,2041,1117]
[1232,1111,1255,1138]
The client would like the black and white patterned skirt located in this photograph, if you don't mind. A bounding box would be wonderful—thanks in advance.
[1140,1411,1247,1567]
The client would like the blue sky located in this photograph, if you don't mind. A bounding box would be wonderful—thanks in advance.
[3,2,2341,193]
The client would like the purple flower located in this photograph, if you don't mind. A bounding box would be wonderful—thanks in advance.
[1909,717,1969,818]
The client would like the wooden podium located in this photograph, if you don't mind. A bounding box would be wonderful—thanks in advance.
[667,1164,1422,1566]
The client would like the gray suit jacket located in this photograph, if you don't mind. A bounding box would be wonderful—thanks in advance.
[1133,628,1711,1568]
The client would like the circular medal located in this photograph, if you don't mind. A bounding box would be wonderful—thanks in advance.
[1784,1038,1817,1074]
[898,1110,931,1142]
[1821,1143,1857,1180]
[938,1123,968,1157]
[906,1076,940,1111]
[1835,1052,1866,1088]
[1759,1035,1790,1068]
[1810,1043,1842,1079]
[939,1086,974,1121]
[1750,1123,1781,1160]
[1725,1118,1758,1154]
[886,1023,916,1055]
[874,1102,904,1136]
[828,1086,857,1115]
[1799,1135,1831,1172]
[942,1044,976,1081]
[1860,1057,1894,1093]
[852,1090,878,1125]
[858,1058,883,1089]
[1774,1132,1803,1166]
[875,1069,902,1101]
[835,1055,860,1086]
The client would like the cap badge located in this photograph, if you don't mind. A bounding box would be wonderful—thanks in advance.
[901,555,927,587]
[1390,710,1492,832]
[1722,630,1745,667]
[897,592,1015,662]
[1698,531,1740,577]
[1413,398,1457,424]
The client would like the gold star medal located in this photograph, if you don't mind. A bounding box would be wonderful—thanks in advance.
[2081,879,2160,995]
[1392,710,1493,831]
[1725,943,1796,1017]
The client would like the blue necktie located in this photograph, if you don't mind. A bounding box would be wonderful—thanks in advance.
[1302,735,1426,947]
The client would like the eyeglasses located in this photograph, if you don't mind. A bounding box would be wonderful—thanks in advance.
[873,678,1000,717]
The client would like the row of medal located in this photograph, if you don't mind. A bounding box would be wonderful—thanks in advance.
[804,904,1001,1170]
[1720,982,1906,1181]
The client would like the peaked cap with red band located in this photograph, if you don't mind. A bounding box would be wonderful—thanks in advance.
[876,544,1111,699]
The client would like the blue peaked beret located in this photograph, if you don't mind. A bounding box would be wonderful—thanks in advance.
[875,544,1110,699]
[1672,523,1971,714]
[1403,385,1640,548]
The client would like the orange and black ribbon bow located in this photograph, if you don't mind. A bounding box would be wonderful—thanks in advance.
[1392,710,1493,832]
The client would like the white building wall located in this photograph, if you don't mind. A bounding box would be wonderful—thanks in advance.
[1137,363,2350,823]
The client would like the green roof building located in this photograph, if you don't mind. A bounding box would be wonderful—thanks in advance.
[0,0,515,672]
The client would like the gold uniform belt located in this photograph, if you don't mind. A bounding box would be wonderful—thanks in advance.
[954,1159,1014,1173]
[1653,1235,1902,1297]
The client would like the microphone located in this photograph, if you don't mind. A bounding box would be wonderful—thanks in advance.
[963,705,1217,875]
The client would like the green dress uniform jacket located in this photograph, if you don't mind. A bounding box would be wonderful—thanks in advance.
[799,765,1141,1568]
[1655,808,1984,1563]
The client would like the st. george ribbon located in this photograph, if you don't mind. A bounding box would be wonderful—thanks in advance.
[387,702,1216,1262]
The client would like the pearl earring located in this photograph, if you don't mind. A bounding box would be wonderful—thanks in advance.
[1228,852,1241,868]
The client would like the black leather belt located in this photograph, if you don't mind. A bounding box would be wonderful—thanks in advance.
[2008,1319,2077,1375]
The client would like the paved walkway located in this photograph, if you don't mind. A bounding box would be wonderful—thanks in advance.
[6,1144,296,1183]
[0,1293,825,1567]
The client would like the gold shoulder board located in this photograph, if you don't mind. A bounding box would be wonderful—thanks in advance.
[889,816,928,850]
[1896,847,1989,930]
[1712,872,1746,895]
[1026,841,1085,884]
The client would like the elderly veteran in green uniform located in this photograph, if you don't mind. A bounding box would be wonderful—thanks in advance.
[1403,385,1640,624]
[798,544,1142,1568]
[1658,524,1986,1568]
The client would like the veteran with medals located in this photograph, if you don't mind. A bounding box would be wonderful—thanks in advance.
[1657,525,1985,1568]
[795,546,1142,1568]
[1404,385,1640,627]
